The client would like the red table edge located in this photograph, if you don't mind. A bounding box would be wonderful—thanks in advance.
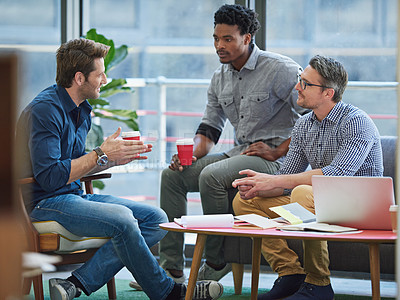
[160,222,397,243]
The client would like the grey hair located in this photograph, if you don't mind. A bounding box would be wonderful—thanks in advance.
[309,55,348,103]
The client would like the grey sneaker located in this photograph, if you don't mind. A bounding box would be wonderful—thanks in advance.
[180,280,223,300]
[197,263,232,281]
[49,278,81,300]
[166,270,187,284]
[129,270,186,291]
[128,280,143,291]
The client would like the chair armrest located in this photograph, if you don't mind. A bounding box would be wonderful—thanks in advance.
[80,173,112,194]
[18,173,112,185]
[80,173,112,182]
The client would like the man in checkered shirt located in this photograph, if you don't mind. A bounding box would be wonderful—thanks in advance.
[233,55,383,300]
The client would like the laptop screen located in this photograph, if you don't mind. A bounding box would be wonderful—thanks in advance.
[312,176,395,230]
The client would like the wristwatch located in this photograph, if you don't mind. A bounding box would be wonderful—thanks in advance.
[93,146,108,166]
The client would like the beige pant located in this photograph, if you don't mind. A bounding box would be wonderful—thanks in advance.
[232,185,330,286]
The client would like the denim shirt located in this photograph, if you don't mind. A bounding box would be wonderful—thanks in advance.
[17,84,92,209]
[277,101,383,177]
[202,45,309,157]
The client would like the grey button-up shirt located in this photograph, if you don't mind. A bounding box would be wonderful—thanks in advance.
[202,45,308,157]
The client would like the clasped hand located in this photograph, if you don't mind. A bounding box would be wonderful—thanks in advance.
[232,169,276,200]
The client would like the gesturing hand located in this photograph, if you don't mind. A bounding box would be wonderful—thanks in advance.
[101,128,153,166]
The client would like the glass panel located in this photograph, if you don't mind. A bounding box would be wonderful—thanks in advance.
[83,0,234,209]
[266,0,397,135]
[0,0,60,45]
[0,0,61,114]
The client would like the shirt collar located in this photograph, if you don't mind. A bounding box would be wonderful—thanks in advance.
[56,84,92,113]
[311,101,345,124]
[228,43,259,72]
[243,43,259,70]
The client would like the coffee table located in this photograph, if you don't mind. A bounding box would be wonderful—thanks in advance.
[159,222,396,300]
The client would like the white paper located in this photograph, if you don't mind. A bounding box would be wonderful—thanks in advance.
[235,214,279,229]
[279,222,359,233]
[174,214,234,228]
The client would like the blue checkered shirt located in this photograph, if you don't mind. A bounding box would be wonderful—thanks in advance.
[277,101,383,176]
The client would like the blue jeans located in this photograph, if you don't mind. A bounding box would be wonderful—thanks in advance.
[30,193,174,300]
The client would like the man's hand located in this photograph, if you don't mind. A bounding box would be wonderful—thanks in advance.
[241,141,282,161]
[168,133,212,172]
[236,184,253,200]
[101,127,152,166]
[242,138,291,161]
[168,154,198,172]
[232,169,278,200]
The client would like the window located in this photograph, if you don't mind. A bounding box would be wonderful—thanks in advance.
[0,0,61,113]
[265,0,397,136]
[82,0,234,207]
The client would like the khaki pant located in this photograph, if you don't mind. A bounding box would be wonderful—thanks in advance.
[159,153,280,271]
[232,185,330,286]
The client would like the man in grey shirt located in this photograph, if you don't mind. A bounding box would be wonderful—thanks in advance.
[158,4,308,283]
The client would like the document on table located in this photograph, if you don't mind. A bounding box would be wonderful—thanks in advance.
[269,202,316,225]
[234,214,279,229]
[174,214,234,228]
[278,222,360,233]
[173,213,278,229]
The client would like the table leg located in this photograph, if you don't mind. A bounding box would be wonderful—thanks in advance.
[251,237,262,300]
[232,263,244,294]
[185,234,207,300]
[369,243,381,300]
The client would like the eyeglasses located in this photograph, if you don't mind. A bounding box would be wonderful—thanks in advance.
[297,74,332,90]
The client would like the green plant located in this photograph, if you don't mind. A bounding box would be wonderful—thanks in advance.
[84,29,139,189]
[84,28,139,150]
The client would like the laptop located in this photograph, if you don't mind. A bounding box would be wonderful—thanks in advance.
[312,175,395,230]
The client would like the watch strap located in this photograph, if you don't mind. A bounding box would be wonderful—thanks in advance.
[93,146,105,157]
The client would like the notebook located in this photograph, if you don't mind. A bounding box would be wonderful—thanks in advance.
[312,175,395,230]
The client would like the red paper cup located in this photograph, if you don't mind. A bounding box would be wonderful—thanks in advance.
[121,131,141,140]
[122,131,141,157]
[176,139,194,166]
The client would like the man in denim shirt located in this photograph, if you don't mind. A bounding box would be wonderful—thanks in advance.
[157,4,308,284]
[17,38,223,300]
